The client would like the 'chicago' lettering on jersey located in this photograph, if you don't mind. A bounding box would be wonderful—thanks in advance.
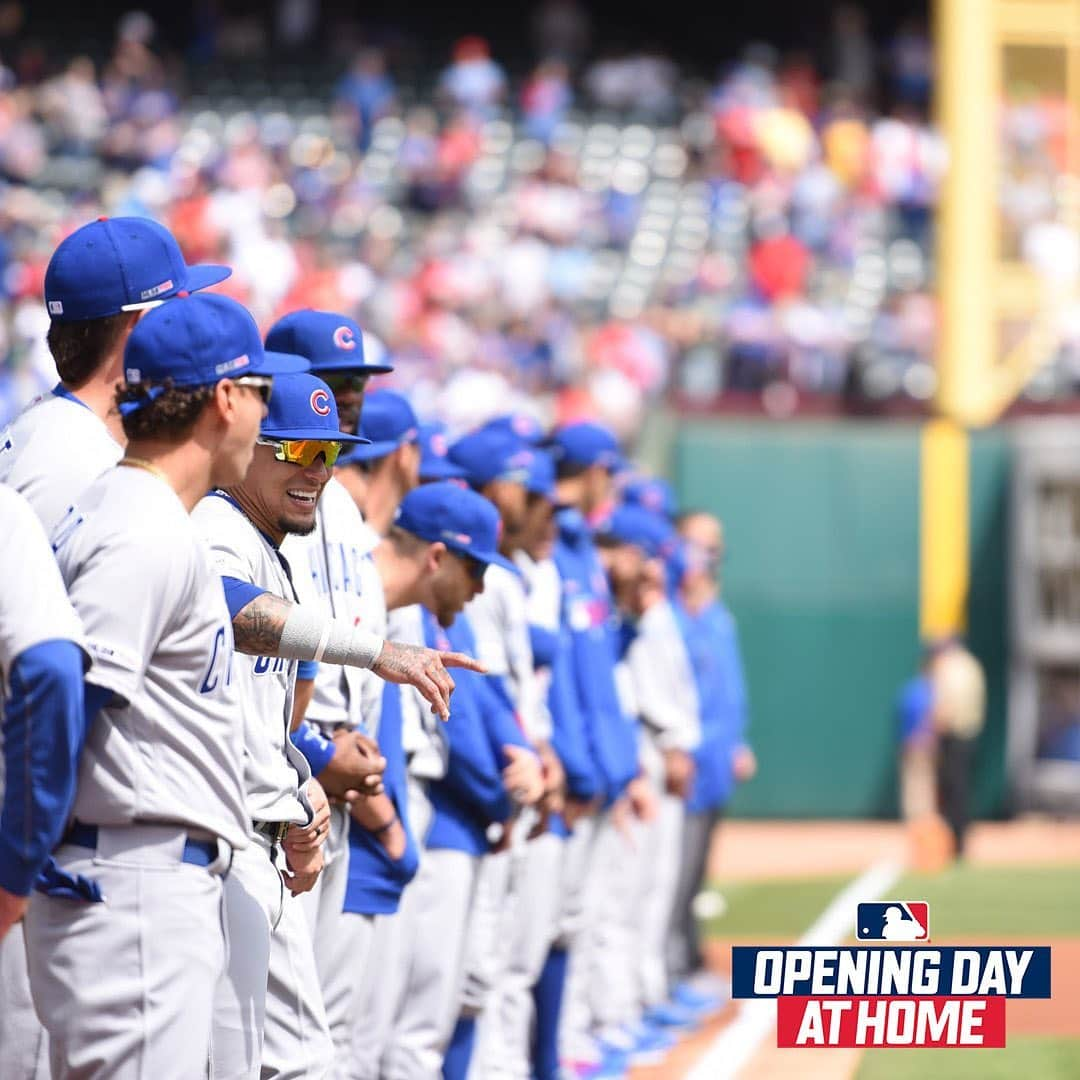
[253,655,289,676]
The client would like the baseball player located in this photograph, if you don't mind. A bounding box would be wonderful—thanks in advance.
[0,215,228,1079]
[295,387,421,1075]
[512,450,600,1080]
[378,483,543,1080]
[260,312,398,1071]
[0,491,86,1080]
[0,218,232,1079]
[192,369,374,1079]
[472,445,585,1080]
[26,291,293,1078]
[546,423,644,1077]
[595,507,700,1039]
[666,512,755,1008]
[446,428,565,1079]
[347,475,514,1080]
[0,216,231,534]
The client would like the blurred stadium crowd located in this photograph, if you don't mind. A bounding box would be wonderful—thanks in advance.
[1,3,1078,434]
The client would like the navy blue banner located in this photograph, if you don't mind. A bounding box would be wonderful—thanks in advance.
[731,946,1051,999]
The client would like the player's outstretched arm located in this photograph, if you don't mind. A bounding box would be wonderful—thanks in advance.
[231,593,486,720]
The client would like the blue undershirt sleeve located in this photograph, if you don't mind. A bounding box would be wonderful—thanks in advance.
[0,641,86,896]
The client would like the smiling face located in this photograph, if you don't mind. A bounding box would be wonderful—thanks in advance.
[234,443,333,542]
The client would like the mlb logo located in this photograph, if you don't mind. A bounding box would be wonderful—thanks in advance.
[856,901,929,942]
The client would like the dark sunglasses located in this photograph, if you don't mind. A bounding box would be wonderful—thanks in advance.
[321,372,370,394]
[233,375,273,405]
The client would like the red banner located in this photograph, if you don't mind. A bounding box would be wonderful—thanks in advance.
[775,996,1007,1048]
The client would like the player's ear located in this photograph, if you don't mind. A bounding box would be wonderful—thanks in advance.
[426,541,446,574]
[211,380,234,422]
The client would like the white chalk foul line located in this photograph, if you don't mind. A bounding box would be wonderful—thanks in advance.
[684,858,904,1080]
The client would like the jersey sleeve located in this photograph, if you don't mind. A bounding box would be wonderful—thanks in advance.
[0,489,86,680]
[52,507,187,705]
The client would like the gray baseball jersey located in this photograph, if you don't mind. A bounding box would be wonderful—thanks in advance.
[514,551,563,738]
[285,478,387,737]
[0,388,122,534]
[395,604,448,782]
[465,562,549,743]
[626,598,700,755]
[50,467,249,849]
[191,493,312,825]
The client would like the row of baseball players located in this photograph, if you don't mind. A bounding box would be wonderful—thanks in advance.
[0,216,753,1080]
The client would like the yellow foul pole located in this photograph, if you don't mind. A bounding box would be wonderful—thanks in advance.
[922,0,997,636]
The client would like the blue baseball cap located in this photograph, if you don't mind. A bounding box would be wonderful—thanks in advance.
[418,421,468,481]
[596,504,675,559]
[261,372,370,443]
[123,294,307,393]
[264,309,394,375]
[395,482,517,575]
[549,421,622,471]
[480,413,547,446]
[449,429,536,489]
[46,216,231,323]
[337,389,419,464]
[620,475,677,519]
[525,448,557,501]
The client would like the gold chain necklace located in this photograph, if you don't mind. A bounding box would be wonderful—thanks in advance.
[118,456,169,484]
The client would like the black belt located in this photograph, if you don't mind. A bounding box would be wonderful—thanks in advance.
[253,820,290,845]
[65,821,217,868]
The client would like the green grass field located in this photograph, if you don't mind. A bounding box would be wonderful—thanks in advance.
[857,1036,1080,1080]
[704,863,1080,939]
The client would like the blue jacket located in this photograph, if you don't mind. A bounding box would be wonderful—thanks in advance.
[553,509,639,806]
[342,680,420,915]
[424,610,529,855]
[675,597,749,813]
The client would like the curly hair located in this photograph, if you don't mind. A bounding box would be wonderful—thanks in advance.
[47,313,133,387]
[116,380,217,442]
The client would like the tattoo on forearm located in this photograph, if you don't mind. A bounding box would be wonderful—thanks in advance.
[232,593,291,655]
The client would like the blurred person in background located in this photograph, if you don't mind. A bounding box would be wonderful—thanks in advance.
[667,511,755,1004]
[895,648,936,825]
[437,36,506,121]
[928,636,986,859]
[334,49,397,152]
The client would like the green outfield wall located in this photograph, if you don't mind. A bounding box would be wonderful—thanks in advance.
[672,421,1009,820]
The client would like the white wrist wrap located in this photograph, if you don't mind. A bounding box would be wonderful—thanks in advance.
[278,604,384,669]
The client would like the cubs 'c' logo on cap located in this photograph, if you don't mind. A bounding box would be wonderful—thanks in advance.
[333,325,356,351]
[310,388,332,416]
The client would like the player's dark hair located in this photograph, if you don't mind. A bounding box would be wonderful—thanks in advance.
[356,453,391,475]
[116,379,217,442]
[593,531,623,550]
[554,459,589,481]
[47,312,133,387]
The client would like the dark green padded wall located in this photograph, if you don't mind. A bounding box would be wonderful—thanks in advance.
[672,421,1009,819]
